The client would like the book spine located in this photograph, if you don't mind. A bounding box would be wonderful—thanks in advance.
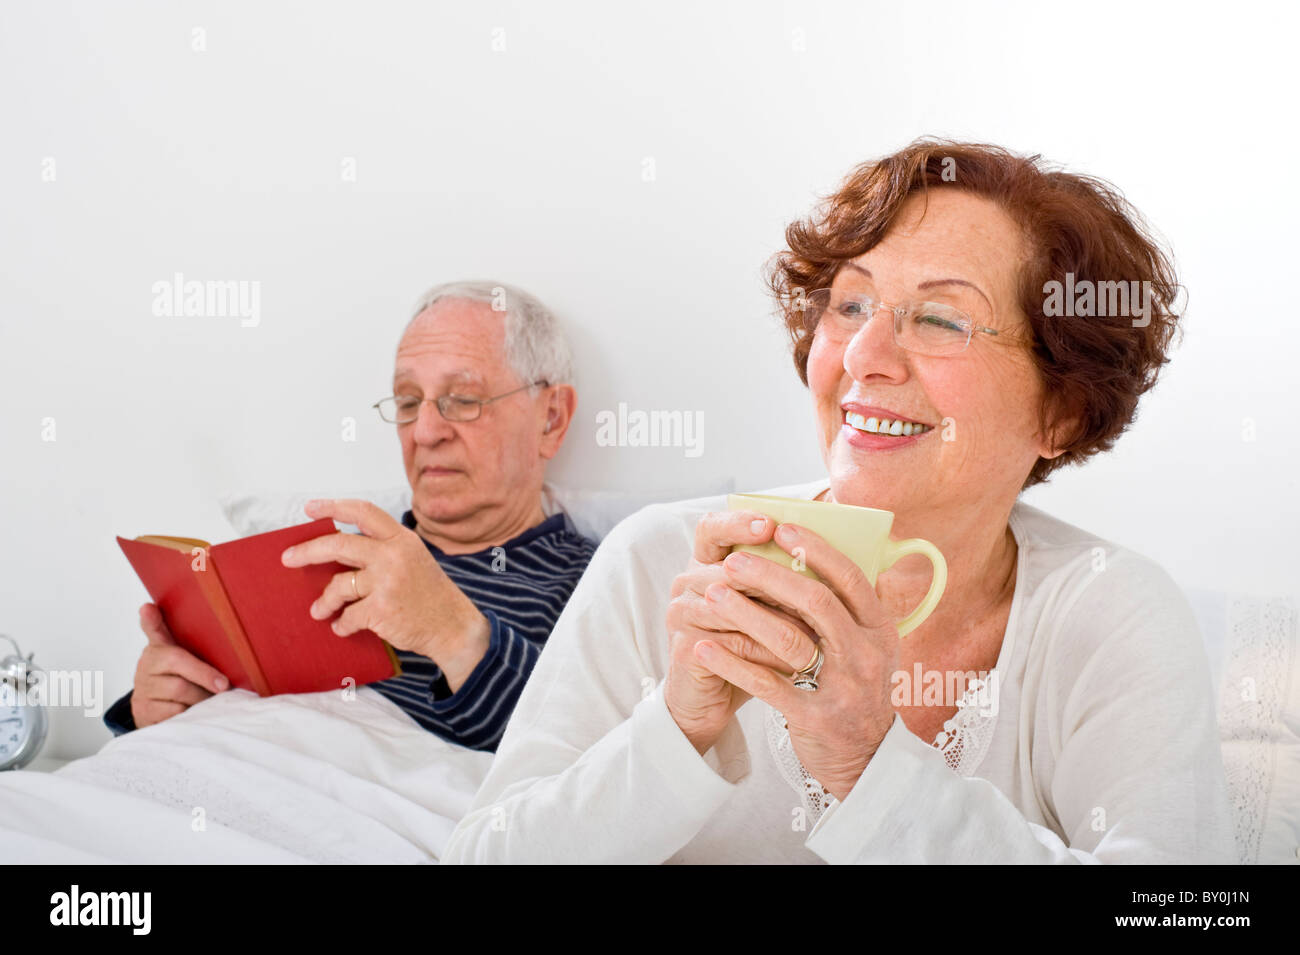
[192,550,274,697]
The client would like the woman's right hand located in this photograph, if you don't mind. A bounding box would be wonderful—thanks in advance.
[664,510,816,755]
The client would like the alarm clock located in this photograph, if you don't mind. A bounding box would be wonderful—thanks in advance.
[0,635,48,771]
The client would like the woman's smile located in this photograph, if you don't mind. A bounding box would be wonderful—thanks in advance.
[841,404,936,451]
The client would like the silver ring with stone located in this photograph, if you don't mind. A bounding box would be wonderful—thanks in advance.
[792,645,823,692]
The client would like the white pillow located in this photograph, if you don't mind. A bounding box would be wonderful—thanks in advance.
[1185,586,1300,865]
[218,479,735,543]
[539,481,736,542]
[218,486,413,539]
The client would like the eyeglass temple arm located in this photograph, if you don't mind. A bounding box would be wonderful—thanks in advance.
[479,380,551,407]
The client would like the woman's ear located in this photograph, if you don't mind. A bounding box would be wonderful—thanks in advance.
[1040,396,1081,461]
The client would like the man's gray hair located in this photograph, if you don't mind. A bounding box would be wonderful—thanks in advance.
[405,280,574,385]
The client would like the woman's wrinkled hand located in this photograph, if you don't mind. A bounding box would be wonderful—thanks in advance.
[664,510,819,756]
[689,522,900,800]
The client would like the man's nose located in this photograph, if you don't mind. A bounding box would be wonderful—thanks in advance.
[411,399,456,443]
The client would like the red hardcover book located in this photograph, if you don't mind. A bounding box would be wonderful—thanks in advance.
[116,519,400,696]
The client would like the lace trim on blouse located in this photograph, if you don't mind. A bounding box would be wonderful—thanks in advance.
[766,675,999,824]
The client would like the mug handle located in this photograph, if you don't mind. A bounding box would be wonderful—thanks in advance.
[880,537,948,638]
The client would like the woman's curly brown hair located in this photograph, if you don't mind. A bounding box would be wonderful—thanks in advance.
[767,138,1184,490]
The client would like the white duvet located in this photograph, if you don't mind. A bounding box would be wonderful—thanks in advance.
[0,687,494,864]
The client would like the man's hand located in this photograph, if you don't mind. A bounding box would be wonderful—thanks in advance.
[129,603,230,729]
[281,498,491,693]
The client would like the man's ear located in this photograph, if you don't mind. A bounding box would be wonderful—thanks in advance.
[539,384,577,459]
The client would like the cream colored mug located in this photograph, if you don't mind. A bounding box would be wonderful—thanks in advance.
[726,493,948,638]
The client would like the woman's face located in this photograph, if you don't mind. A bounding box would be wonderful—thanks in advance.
[807,188,1061,517]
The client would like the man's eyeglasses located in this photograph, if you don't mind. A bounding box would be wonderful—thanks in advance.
[798,288,1022,357]
[373,381,549,424]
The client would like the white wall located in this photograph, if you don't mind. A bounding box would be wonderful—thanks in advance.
[2,0,1296,759]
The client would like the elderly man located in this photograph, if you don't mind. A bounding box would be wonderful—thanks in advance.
[102,280,598,751]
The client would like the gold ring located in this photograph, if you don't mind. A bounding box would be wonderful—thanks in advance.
[796,644,823,675]
[793,645,823,692]
[350,572,359,600]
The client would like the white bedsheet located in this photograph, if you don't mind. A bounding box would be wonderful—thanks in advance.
[0,687,494,864]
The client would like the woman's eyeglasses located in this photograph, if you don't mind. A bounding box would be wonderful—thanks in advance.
[799,288,1019,357]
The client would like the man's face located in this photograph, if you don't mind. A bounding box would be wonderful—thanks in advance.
[393,298,549,532]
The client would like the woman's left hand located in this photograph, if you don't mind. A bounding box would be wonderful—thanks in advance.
[692,522,900,801]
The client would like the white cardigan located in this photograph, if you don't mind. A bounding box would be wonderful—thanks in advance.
[441,479,1236,864]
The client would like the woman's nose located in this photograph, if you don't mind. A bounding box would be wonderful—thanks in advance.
[843,304,908,378]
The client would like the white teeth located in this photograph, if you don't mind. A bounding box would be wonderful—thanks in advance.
[845,411,930,436]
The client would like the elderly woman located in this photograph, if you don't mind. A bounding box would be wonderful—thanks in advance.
[441,140,1235,863]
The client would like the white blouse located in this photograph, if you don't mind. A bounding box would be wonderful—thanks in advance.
[441,479,1236,864]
